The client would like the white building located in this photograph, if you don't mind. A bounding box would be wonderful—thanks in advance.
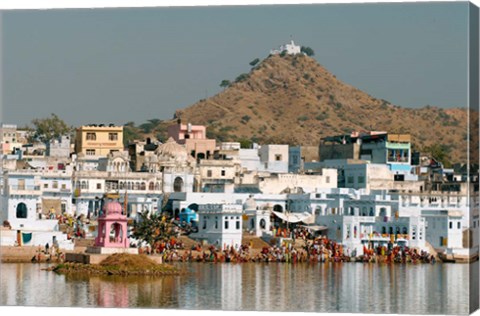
[242,196,272,238]
[190,203,243,249]
[270,40,302,55]
[0,170,74,249]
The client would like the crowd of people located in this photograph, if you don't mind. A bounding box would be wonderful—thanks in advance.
[154,235,436,264]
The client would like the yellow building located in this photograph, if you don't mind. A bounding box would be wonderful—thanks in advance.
[75,125,124,157]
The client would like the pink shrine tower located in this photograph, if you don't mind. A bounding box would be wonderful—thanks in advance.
[95,200,129,248]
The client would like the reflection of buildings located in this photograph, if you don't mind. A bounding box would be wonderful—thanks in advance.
[221,264,242,310]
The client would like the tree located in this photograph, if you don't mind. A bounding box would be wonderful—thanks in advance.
[219,80,231,89]
[235,73,249,83]
[249,58,260,67]
[301,46,315,57]
[31,113,71,143]
[139,122,155,134]
[123,122,141,146]
[131,211,177,248]
[238,138,253,149]
[424,144,452,168]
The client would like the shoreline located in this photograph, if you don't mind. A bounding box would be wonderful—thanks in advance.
[2,245,477,264]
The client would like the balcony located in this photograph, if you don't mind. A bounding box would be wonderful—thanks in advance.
[8,185,41,195]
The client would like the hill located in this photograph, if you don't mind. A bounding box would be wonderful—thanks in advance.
[163,54,472,164]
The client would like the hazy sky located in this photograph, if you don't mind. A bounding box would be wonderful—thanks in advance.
[0,2,471,127]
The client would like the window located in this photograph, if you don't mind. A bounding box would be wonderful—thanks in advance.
[449,221,453,229]
[207,170,212,177]
[86,132,96,140]
[97,183,102,190]
[275,154,282,161]
[86,149,96,156]
[53,181,58,189]
[358,176,365,184]
[225,221,229,229]
[236,221,240,230]
[61,204,66,213]
[221,170,226,176]
[215,217,218,229]
[43,183,48,189]
[16,203,28,219]
[457,222,461,229]
[326,176,330,184]
[203,220,207,230]
[108,133,118,141]
[61,184,66,190]
[347,176,354,184]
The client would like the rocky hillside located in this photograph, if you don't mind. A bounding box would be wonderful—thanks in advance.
[169,54,472,164]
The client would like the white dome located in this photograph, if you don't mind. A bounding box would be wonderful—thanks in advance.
[243,196,257,211]
[155,137,189,163]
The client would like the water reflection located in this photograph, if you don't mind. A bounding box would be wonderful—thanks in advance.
[0,262,473,314]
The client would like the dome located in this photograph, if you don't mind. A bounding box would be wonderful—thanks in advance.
[103,200,123,216]
[243,196,257,211]
[155,137,189,163]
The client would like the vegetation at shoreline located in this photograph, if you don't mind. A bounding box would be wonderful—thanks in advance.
[52,253,181,276]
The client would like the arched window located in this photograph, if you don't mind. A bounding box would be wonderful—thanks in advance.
[155,182,160,191]
[402,227,408,234]
[134,182,140,190]
[362,207,367,216]
[119,182,125,190]
[260,219,266,229]
[273,204,283,213]
[174,177,184,193]
[382,226,387,234]
[315,206,322,215]
[140,182,146,190]
[127,182,132,190]
[350,207,355,216]
[81,181,87,189]
[369,207,374,216]
[148,182,154,191]
[16,203,27,219]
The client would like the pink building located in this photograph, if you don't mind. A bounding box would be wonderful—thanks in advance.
[167,121,216,160]
[95,200,129,248]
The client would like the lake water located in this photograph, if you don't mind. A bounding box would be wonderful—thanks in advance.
[0,262,477,314]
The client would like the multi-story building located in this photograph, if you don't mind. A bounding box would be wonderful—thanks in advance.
[75,124,124,157]
[190,203,243,249]
[320,131,412,174]
[167,121,216,160]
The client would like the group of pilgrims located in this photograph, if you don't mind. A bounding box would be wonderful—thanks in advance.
[149,234,436,264]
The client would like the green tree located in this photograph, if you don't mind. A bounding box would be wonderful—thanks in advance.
[139,122,154,134]
[424,144,452,168]
[301,46,315,56]
[31,113,71,143]
[220,80,231,89]
[132,211,177,248]
[238,138,253,149]
[123,123,141,146]
[235,73,250,83]
[249,58,260,67]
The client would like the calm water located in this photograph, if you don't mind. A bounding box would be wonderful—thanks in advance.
[0,262,476,314]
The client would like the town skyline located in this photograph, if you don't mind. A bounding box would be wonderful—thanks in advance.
[0,1,471,127]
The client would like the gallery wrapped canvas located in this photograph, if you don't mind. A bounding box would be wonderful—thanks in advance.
[0,1,478,315]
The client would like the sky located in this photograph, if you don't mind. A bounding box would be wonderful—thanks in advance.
[0,1,473,128]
